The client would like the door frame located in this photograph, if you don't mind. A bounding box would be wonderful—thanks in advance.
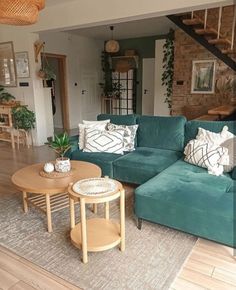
[44,53,70,131]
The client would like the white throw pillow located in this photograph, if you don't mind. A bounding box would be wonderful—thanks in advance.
[83,120,110,125]
[184,139,229,176]
[221,137,236,172]
[107,123,138,152]
[83,127,125,155]
[196,126,234,146]
[78,119,110,150]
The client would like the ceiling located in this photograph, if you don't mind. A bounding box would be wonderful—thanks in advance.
[66,16,175,40]
[46,0,77,7]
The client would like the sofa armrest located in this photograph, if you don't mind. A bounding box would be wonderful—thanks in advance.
[231,167,236,180]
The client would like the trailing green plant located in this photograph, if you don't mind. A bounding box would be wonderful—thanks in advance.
[162,29,175,109]
[0,86,15,104]
[12,105,36,131]
[99,50,123,98]
[48,132,71,158]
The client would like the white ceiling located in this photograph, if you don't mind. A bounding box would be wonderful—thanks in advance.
[66,16,176,40]
[46,0,77,6]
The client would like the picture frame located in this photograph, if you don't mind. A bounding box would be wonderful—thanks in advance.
[15,51,30,78]
[0,41,17,87]
[191,60,216,94]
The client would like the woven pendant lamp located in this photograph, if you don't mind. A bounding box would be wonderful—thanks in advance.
[0,0,45,25]
[105,26,120,53]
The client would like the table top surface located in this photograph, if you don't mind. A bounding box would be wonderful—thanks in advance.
[208,105,236,116]
[11,160,102,195]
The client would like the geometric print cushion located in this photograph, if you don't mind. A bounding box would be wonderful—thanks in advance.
[78,121,109,150]
[184,139,229,170]
[107,123,138,151]
[83,128,125,155]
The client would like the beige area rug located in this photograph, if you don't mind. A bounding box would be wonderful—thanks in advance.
[0,186,196,290]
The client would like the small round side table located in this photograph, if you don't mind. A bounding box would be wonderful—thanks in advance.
[68,179,125,264]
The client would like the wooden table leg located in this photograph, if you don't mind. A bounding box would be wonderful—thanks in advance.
[105,202,109,220]
[70,197,75,229]
[93,204,97,214]
[120,189,125,252]
[45,193,52,233]
[22,191,28,213]
[80,198,88,263]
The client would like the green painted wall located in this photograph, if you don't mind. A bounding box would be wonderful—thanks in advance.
[118,34,167,114]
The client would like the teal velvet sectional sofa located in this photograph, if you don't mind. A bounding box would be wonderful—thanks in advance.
[69,114,236,248]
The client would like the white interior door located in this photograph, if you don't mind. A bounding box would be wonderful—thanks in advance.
[142,58,155,115]
[81,72,101,121]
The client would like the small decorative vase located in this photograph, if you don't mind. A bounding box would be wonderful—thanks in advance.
[55,157,71,173]
[44,162,54,173]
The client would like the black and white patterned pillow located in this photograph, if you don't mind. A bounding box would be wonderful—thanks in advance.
[107,123,138,151]
[184,139,228,169]
[83,128,125,155]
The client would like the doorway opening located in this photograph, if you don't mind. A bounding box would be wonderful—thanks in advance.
[44,53,69,134]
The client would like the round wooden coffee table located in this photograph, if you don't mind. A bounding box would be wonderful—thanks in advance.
[11,161,101,232]
[68,179,125,264]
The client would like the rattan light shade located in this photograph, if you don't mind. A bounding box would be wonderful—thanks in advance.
[0,0,45,25]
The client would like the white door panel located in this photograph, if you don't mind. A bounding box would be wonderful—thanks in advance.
[142,58,155,115]
[81,72,100,121]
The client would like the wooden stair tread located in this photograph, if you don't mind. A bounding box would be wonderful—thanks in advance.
[208,38,231,45]
[195,28,218,35]
[222,48,236,54]
[183,18,204,26]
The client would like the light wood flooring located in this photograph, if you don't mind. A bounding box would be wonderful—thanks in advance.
[0,142,235,290]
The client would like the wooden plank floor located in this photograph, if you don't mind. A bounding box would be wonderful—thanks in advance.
[0,142,236,289]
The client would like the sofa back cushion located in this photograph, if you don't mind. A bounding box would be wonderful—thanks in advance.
[137,116,186,151]
[185,120,236,145]
[97,114,137,125]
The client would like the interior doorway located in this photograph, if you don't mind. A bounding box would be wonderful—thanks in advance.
[44,53,69,133]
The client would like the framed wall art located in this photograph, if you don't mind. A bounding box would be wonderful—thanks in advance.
[15,51,30,78]
[0,41,17,87]
[191,60,216,94]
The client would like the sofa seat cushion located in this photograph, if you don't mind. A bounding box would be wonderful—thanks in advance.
[113,147,182,184]
[135,159,235,247]
[70,150,122,178]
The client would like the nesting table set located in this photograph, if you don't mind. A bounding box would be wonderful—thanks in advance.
[11,161,125,263]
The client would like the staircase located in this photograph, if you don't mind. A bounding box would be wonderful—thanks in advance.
[167,5,236,71]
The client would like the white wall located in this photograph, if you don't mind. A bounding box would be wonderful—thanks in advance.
[154,39,170,116]
[39,31,103,129]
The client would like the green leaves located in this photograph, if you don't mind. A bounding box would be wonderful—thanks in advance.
[12,105,35,131]
[162,29,175,109]
[48,132,71,157]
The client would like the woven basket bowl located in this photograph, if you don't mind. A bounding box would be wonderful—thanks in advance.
[0,0,45,25]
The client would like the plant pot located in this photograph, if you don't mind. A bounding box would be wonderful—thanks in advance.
[55,157,71,173]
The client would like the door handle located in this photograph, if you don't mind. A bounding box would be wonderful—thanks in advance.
[81,90,87,95]
[144,89,148,94]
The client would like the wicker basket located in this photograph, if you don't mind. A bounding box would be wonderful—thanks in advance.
[0,0,45,25]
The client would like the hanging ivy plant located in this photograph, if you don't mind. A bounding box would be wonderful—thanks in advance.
[162,29,175,109]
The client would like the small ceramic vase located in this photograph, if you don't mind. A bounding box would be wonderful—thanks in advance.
[55,157,71,173]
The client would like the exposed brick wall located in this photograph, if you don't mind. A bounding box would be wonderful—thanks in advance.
[171,6,236,119]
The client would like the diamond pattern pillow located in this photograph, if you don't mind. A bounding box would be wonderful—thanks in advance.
[184,139,229,175]
[83,128,125,154]
[78,119,110,150]
[107,123,138,151]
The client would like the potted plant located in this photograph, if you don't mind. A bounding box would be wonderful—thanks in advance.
[0,86,16,105]
[48,132,72,173]
[12,105,36,131]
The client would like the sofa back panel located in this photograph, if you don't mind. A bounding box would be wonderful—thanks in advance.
[137,116,186,151]
[97,114,137,125]
[185,120,236,144]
